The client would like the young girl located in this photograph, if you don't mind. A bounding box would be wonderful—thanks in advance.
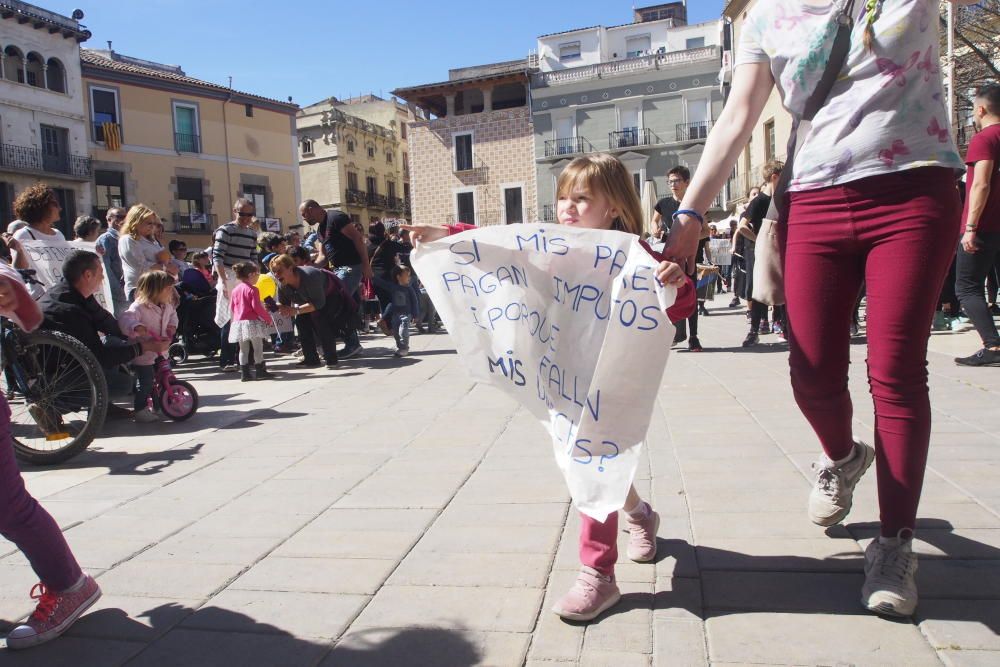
[119,271,178,423]
[229,261,274,382]
[406,154,692,622]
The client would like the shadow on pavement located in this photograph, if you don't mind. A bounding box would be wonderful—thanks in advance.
[587,521,1000,636]
[19,442,208,477]
[4,602,483,666]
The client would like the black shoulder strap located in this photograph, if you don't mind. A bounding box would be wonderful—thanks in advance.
[770,0,856,217]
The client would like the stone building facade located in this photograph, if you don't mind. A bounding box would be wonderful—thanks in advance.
[394,60,538,227]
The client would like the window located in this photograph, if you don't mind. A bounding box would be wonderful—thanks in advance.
[243,184,267,218]
[90,87,120,142]
[559,41,581,62]
[40,125,68,172]
[25,53,43,88]
[503,186,524,225]
[387,181,397,200]
[626,35,651,58]
[245,103,253,117]
[301,138,314,156]
[386,150,393,164]
[454,131,473,171]
[403,182,411,203]
[0,182,13,229]
[94,170,125,218]
[456,190,476,225]
[366,175,378,195]
[764,119,776,161]
[177,177,205,227]
[46,58,65,93]
[349,214,361,225]
[401,123,407,139]
[686,37,706,50]
[3,46,24,84]
[51,188,76,237]
[347,171,359,191]
[173,103,200,153]
[347,138,355,153]
[403,152,409,177]
[367,144,375,159]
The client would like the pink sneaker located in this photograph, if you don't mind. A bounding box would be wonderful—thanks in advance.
[625,502,660,562]
[552,566,621,621]
[6,574,101,649]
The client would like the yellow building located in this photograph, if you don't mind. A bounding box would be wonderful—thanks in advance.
[297,95,418,230]
[81,48,300,247]
[722,0,792,209]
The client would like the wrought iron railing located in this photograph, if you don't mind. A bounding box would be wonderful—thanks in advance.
[403,198,411,216]
[542,205,555,222]
[0,143,91,179]
[174,132,201,153]
[676,121,712,142]
[386,196,404,211]
[345,188,367,206]
[609,128,660,149]
[171,212,217,232]
[367,192,387,209]
[544,136,594,158]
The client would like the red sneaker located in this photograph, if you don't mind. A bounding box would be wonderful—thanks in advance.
[6,574,101,649]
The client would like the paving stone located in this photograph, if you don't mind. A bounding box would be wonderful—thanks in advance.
[0,636,144,666]
[702,571,864,614]
[696,537,864,572]
[230,557,396,595]
[652,577,702,621]
[65,596,200,642]
[95,560,244,599]
[182,589,368,640]
[577,650,650,666]
[412,524,562,555]
[705,612,942,665]
[123,628,329,667]
[273,528,421,560]
[135,534,281,565]
[352,585,544,633]
[692,511,850,540]
[652,618,707,667]
[938,649,1000,667]
[324,627,530,667]
[917,600,1000,651]
[388,552,552,588]
[919,560,1000,599]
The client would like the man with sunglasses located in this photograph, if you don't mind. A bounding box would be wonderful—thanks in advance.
[96,207,127,317]
[213,198,260,370]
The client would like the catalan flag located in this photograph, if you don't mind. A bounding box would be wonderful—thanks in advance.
[102,122,121,151]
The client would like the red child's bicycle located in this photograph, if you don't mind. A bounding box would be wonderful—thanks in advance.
[147,337,199,421]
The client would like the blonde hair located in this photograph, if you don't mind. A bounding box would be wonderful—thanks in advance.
[268,254,295,273]
[556,154,644,236]
[122,204,158,239]
[134,270,175,305]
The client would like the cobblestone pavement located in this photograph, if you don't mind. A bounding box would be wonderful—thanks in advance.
[0,293,997,666]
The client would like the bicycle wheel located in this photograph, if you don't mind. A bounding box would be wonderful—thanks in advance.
[168,343,188,366]
[3,330,108,465]
[158,379,198,421]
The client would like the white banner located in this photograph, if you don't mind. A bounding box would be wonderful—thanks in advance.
[21,238,115,311]
[413,224,677,520]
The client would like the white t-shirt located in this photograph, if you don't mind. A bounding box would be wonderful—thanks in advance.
[737,0,964,192]
[12,226,65,243]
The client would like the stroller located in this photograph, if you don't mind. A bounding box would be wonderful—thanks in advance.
[170,269,221,364]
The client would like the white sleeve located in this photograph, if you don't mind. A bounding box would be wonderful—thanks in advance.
[735,11,769,67]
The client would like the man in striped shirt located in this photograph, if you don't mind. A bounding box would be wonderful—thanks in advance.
[213,198,259,370]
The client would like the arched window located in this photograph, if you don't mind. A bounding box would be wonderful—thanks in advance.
[4,46,24,83]
[366,143,375,159]
[25,52,44,88]
[301,137,313,155]
[346,138,355,153]
[46,58,65,93]
[386,150,393,164]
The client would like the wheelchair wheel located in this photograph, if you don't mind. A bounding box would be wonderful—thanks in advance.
[168,343,188,366]
[3,330,108,465]
[158,380,198,421]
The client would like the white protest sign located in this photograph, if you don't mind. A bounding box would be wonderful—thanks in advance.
[413,223,677,520]
[20,238,115,310]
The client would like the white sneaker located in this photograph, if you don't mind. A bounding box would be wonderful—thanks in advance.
[133,408,160,423]
[808,440,875,526]
[862,533,918,617]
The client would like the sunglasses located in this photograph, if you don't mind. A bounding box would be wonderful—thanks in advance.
[237,212,254,218]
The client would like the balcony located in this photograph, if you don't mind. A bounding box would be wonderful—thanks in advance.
[345,189,367,206]
[386,196,404,212]
[403,198,412,216]
[0,143,91,180]
[542,205,555,222]
[544,136,594,158]
[609,128,661,150]
[367,192,387,209]
[676,121,712,142]
[174,132,201,153]
[171,212,218,233]
[532,46,721,88]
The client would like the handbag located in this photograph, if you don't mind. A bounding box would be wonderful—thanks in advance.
[753,0,856,306]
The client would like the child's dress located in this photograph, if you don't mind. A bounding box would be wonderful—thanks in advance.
[228,281,273,343]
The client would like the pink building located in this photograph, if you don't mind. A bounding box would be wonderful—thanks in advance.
[393,59,538,226]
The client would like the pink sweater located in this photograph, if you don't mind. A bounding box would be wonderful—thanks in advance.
[119,301,178,366]
[230,281,273,325]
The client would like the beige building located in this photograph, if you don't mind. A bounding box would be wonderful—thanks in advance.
[297,95,416,230]
[0,2,91,233]
[394,60,538,227]
[722,0,792,210]
[81,48,300,247]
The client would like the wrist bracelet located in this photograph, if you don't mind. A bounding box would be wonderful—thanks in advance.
[966,227,978,232]
[672,209,704,224]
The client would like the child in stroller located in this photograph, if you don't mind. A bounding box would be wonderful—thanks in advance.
[170,262,221,363]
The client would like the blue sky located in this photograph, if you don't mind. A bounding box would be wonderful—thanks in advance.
[46,0,725,106]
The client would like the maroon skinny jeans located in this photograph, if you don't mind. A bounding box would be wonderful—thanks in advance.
[783,167,959,537]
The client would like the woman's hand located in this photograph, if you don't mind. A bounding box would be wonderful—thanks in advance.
[278,305,297,318]
[961,230,980,254]
[400,224,449,247]
[663,214,702,275]
[655,260,687,288]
